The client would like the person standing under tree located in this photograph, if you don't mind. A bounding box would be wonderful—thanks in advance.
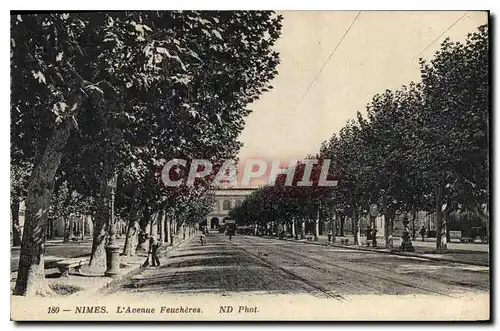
[420,226,426,242]
[149,235,161,267]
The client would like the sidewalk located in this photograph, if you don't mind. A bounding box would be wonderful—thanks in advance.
[10,237,125,272]
[93,232,196,296]
[262,234,489,267]
[10,232,196,297]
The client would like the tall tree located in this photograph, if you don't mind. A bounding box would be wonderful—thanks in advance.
[416,25,489,251]
[12,11,282,295]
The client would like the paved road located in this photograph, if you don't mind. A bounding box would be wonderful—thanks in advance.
[107,233,489,298]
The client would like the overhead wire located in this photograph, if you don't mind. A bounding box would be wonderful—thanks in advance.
[292,11,361,113]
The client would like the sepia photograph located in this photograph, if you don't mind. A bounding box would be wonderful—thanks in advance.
[9,9,490,321]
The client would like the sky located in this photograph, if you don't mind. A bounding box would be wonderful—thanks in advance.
[234,11,487,186]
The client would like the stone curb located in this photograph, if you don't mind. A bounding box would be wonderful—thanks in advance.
[262,236,490,267]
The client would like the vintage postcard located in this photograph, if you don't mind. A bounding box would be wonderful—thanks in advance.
[10,10,490,321]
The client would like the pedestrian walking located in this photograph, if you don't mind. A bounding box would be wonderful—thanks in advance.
[200,233,207,246]
[149,235,161,267]
[419,226,426,242]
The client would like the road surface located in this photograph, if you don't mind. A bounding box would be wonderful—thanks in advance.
[107,232,489,298]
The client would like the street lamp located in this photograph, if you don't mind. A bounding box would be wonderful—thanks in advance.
[105,172,120,277]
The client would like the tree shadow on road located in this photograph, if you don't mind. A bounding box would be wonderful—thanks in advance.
[168,251,237,260]
[120,265,313,295]
[115,250,315,295]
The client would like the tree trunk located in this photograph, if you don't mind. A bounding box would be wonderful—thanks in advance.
[166,213,172,246]
[46,218,53,239]
[139,206,149,233]
[173,215,177,235]
[11,197,22,247]
[351,194,361,245]
[89,182,109,270]
[123,207,140,257]
[435,185,447,252]
[62,218,70,243]
[71,219,76,239]
[158,209,165,243]
[137,207,151,253]
[314,210,320,241]
[340,216,345,236]
[291,218,296,239]
[150,211,157,237]
[384,209,395,247]
[412,210,417,240]
[331,211,336,243]
[484,204,489,242]
[301,219,305,239]
[353,211,360,245]
[13,106,81,296]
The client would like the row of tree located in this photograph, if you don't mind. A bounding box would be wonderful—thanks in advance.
[230,25,489,251]
[11,11,283,296]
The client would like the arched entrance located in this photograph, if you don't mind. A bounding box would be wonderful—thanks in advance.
[210,217,219,230]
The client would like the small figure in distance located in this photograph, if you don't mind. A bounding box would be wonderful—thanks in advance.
[149,235,161,267]
[419,226,426,242]
[200,232,207,246]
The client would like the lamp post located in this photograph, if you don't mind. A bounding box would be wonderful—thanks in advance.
[105,172,120,277]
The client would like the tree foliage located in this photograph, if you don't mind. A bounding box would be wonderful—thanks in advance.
[11,11,283,296]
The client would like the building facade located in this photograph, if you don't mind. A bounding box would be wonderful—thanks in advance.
[203,188,257,230]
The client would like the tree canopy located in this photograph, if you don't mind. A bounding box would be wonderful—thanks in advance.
[11,11,283,296]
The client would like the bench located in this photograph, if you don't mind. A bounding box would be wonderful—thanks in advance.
[449,231,462,242]
[305,235,314,241]
[55,258,88,278]
[340,239,349,245]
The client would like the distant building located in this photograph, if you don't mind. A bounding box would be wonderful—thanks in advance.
[202,188,257,230]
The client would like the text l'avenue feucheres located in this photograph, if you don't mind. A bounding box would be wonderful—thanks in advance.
[70,305,203,314]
